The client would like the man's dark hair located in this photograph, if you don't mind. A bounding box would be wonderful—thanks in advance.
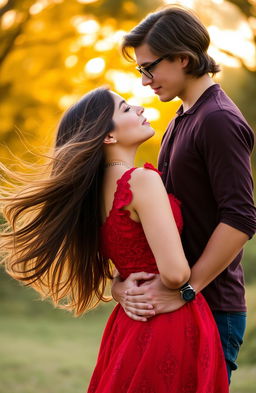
[122,6,220,77]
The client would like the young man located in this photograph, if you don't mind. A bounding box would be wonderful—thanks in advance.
[112,6,256,383]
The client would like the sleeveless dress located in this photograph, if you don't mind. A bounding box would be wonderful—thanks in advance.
[87,163,229,393]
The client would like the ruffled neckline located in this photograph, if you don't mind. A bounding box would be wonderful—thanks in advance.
[101,163,160,228]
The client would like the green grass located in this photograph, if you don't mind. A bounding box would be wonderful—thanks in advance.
[231,366,256,393]
[0,298,115,392]
[0,270,115,393]
[0,271,256,392]
[0,314,111,393]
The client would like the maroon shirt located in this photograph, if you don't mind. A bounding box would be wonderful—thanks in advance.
[158,84,256,312]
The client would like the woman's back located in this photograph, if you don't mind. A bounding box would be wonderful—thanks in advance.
[100,163,183,279]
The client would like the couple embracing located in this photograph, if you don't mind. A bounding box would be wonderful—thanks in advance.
[2,6,255,393]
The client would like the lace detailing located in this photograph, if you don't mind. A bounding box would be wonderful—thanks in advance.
[113,163,162,210]
[144,162,162,175]
[113,167,136,210]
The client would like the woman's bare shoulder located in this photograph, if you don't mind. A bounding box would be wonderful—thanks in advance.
[130,167,164,193]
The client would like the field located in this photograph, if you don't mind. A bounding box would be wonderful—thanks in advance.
[1,270,256,393]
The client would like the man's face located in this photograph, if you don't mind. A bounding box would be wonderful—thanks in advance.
[134,43,188,102]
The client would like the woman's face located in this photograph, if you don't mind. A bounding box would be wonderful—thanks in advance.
[110,92,155,147]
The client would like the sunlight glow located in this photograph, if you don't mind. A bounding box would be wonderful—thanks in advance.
[127,97,143,106]
[208,46,240,68]
[111,30,127,45]
[249,17,256,31]
[71,17,99,48]
[59,95,79,110]
[106,70,155,103]
[95,39,114,52]
[84,57,105,76]
[132,79,155,103]
[164,0,195,8]
[143,108,160,122]
[29,0,50,15]
[77,0,99,4]
[65,55,78,68]
[75,19,100,34]
[1,10,17,29]
[80,34,97,46]
[95,30,126,52]
[208,23,256,68]
[30,3,44,15]
[0,0,8,7]
[106,70,136,94]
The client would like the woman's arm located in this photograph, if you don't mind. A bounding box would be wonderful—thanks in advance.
[129,168,190,289]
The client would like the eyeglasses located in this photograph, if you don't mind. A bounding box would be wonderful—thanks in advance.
[136,56,165,79]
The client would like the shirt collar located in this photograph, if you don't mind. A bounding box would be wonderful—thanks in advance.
[176,84,220,116]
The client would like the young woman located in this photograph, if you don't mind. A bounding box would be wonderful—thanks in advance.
[0,88,229,392]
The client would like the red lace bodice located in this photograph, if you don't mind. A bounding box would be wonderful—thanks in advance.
[100,163,183,279]
[89,165,229,393]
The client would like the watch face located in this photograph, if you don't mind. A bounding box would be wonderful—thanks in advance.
[183,289,195,302]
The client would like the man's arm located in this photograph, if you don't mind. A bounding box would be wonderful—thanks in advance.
[189,223,248,293]
[117,222,248,319]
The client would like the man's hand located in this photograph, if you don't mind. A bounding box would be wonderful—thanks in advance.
[112,273,186,321]
[125,274,185,315]
[111,272,156,322]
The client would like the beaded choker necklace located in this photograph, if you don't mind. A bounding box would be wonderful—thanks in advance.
[105,161,131,169]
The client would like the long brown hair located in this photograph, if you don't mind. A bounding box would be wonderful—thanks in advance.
[0,87,115,316]
[122,6,220,77]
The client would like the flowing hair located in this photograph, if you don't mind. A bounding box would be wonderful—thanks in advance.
[0,87,115,316]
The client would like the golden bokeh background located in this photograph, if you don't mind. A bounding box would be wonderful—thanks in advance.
[1,0,256,167]
[1,1,256,392]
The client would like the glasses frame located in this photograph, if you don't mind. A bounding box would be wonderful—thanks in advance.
[136,56,166,79]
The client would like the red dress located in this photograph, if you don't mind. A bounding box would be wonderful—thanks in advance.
[87,163,229,393]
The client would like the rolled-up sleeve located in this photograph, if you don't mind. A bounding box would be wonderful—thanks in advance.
[197,110,256,238]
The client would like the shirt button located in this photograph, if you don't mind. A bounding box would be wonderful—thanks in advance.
[164,162,168,167]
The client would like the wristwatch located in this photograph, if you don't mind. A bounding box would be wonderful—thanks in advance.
[179,282,196,302]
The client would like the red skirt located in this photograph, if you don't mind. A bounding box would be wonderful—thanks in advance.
[87,294,229,393]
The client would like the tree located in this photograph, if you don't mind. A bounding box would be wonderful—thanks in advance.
[224,0,256,73]
[0,0,255,167]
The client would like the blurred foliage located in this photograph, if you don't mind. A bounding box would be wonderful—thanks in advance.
[0,0,168,167]
[0,0,255,168]
[227,0,256,24]
[223,0,256,71]
[242,237,256,285]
